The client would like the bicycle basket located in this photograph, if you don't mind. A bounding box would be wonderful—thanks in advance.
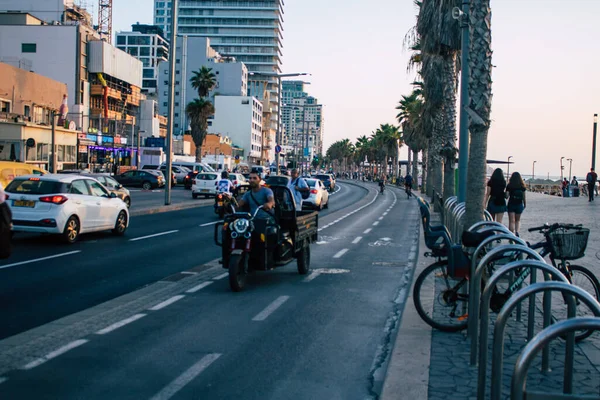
[548,226,590,260]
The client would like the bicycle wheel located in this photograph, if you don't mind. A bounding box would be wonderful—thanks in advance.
[563,264,600,341]
[413,260,469,332]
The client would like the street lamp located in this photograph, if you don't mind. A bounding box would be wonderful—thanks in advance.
[248,71,310,175]
[532,160,537,181]
[560,156,565,182]
[592,114,598,170]
[454,0,470,203]
[137,130,145,169]
[507,156,513,180]
[567,158,573,182]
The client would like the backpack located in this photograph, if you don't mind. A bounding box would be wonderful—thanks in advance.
[293,178,310,200]
[0,202,12,259]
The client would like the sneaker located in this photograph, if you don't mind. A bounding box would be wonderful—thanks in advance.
[515,232,520,237]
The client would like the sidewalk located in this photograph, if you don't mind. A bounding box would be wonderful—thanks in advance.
[381,191,600,400]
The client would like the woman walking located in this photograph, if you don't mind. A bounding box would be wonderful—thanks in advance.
[506,172,527,236]
[485,168,507,223]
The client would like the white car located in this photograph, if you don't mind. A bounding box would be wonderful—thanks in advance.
[5,174,129,243]
[192,172,220,198]
[303,178,329,210]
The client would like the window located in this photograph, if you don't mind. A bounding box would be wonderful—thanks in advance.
[140,47,150,56]
[70,180,90,195]
[176,59,180,64]
[0,100,10,113]
[21,43,36,53]
[175,92,179,96]
[163,102,168,107]
[24,105,30,117]
[127,47,138,56]
[143,68,154,78]
[87,180,109,197]
[116,36,126,45]
[164,80,168,85]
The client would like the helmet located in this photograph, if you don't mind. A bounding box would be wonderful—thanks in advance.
[221,171,229,179]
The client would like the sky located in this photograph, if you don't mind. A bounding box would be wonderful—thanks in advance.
[98,0,600,179]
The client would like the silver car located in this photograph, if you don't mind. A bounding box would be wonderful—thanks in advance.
[303,178,329,210]
[88,174,132,208]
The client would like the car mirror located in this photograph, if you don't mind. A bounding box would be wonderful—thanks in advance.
[117,184,123,189]
[110,192,117,199]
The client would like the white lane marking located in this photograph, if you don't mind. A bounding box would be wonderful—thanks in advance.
[373,221,379,226]
[252,296,290,321]
[181,271,197,275]
[213,272,229,280]
[318,189,379,232]
[22,339,88,370]
[148,295,185,311]
[363,228,372,234]
[378,217,384,220]
[333,249,349,258]
[129,230,179,242]
[316,241,327,245]
[0,251,81,271]
[383,212,388,216]
[199,221,221,227]
[149,354,222,400]
[96,314,146,335]
[0,377,7,385]
[352,236,363,244]
[186,281,213,293]
[303,270,322,282]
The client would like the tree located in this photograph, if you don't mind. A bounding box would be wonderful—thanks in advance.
[186,98,215,162]
[190,67,217,98]
[464,0,493,229]
[397,88,426,188]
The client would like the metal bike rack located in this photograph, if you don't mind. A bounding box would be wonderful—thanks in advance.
[447,202,465,242]
[443,196,457,226]
[477,261,568,400]
[469,244,544,366]
[490,282,600,400]
[467,221,508,232]
[484,209,493,221]
[511,317,600,400]
[453,204,467,243]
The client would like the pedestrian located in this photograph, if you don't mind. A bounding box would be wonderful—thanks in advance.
[0,182,11,259]
[586,167,598,202]
[571,176,578,186]
[485,168,507,223]
[506,172,527,236]
[562,178,569,197]
[288,168,309,211]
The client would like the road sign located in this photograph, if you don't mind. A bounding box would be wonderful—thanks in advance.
[235,159,240,164]
[275,144,282,154]
[235,155,240,160]
[26,138,35,148]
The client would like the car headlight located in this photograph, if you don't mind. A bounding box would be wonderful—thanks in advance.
[232,218,250,234]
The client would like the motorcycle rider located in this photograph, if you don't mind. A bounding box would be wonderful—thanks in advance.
[404,173,413,198]
[237,172,275,217]
[217,171,234,195]
[379,176,386,193]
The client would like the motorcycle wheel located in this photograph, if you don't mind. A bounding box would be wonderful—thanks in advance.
[229,253,248,292]
[297,241,311,275]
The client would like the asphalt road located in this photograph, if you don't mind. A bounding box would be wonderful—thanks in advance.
[128,185,204,212]
[0,182,420,399]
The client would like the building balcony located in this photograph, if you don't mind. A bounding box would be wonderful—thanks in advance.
[91,85,122,101]
[90,108,136,124]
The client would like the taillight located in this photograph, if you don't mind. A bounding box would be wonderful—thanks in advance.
[39,195,68,204]
[218,194,223,199]
[4,194,8,200]
[310,189,318,194]
[234,180,238,185]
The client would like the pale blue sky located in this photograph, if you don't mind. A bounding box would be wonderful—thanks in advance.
[103,0,600,178]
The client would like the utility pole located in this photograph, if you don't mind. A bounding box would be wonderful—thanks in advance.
[276,76,282,175]
[592,114,598,170]
[50,111,57,173]
[165,0,179,205]
[456,0,470,203]
[567,158,573,182]
[532,160,536,180]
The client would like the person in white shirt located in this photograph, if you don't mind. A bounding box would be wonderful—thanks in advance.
[217,171,234,195]
[288,168,309,211]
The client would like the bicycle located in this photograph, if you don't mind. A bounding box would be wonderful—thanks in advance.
[405,184,413,199]
[413,223,600,340]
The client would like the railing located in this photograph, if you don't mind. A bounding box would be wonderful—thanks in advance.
[442,195,493,243]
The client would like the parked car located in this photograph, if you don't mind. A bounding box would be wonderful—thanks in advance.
[142,165,177,187]
[0,161,47,188]
[5,175,129,243]
[192,172,220,198]
[89,174,131,208]
[183,170,199,190]
[115,170,165,190]
[164,161,215,174]
[315,174,335,192]
[303,178,329,210]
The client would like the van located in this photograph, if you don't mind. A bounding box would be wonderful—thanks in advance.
[0,161,47,188]
[251,165,267,179]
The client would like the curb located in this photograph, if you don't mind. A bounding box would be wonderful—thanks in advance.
[129,200,212,217]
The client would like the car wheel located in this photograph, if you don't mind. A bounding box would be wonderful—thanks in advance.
[112,211,128,236]
[142,181,152,190]
[124,196,131,208]
[62,216,80,244]
[297,241,311,275]
[192,193,198,199]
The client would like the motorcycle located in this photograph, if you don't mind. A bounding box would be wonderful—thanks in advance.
[214,191,237,219]
[214,180,318,292]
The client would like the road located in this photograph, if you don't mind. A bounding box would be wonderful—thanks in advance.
[0,182,420,399]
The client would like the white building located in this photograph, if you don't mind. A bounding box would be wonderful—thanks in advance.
[208,96,263,164]
[115,24,169,96]
[157,36,248,137]
[0,0,92,25]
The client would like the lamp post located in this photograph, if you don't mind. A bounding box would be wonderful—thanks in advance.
[567,158,573,182]
[164,0,179,205]
[592,114,598,170]
[50,111,58,173]
[532,160,537,180]
[455,0,470,203]
[248,71,310,175]
[560,156,565,182]
[507,156,513,180]
[137,130,145,169]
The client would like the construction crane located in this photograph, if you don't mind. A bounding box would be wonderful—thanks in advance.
[98,0,113,43]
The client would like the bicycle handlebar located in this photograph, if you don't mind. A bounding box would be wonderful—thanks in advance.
[528,223,583,233]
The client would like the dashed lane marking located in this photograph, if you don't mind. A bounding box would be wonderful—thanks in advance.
[303,270,322,282]
[0,251,82,270]
[363,228,372,234]
[333,249,349,258]
[378,217,384,220]
[148,295,185,311]
[352,236,363,244]
[373,221,379,226]
[213,272,229,280]
[199,221,221,227]
[22,339,89,370]
[96,314,146,335]
[186,281,214,293]
[149,354,222,400]
[252,296,290,321]
[129,230,179,242]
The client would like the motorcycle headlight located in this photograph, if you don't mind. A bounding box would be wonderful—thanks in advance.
[232,218,250,234]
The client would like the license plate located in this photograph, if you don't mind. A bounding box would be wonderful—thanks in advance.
[14,200,35,207]
[217,202,223,206]
[201,189,209,193]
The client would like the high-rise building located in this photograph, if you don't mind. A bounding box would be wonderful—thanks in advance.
[154,0,284,164]
[115,24,169,96]
[0,0,93,26]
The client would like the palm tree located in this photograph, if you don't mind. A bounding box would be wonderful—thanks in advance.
[186,98,215,162]
[464,0,493,228]
[397,88,426,188]
[190,67,217,98]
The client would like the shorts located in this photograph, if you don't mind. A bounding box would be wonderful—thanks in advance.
[487,202,507,214]
[507,203,525,214]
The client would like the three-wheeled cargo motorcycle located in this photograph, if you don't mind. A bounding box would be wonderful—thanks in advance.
[214,177,318,291]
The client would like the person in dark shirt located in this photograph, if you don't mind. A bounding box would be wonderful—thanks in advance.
[586,168,598,202]
[507,172,527,236]
[485,168,507,223]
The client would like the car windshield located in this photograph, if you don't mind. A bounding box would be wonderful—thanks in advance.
[5,179,65,194]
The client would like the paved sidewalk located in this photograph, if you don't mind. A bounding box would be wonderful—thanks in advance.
[381,191,600,400]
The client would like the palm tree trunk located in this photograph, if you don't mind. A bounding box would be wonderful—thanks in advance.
[412,149,419,189]
[464,0,493,229]
[407,147,412,178]
[442,54,458,201]
[421,147,428,193]
[195,144,203,163]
